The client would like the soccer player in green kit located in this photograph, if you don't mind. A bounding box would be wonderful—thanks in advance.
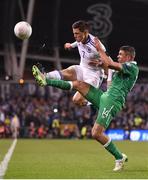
[32,37,139,171]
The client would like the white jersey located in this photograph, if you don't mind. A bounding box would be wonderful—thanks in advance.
[70,34,112,88]
[71,33,106,71]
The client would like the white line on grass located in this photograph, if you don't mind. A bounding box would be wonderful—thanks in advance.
[0,138,17,178]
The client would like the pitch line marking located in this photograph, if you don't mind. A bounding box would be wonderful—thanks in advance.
[0,138,17,178]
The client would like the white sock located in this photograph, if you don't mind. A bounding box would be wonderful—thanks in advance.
[103,137,112,147]
[46,70,62,80]
[87,101,92,106]
[68,81,73,90]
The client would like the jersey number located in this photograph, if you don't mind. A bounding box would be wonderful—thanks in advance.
[82,51,85,58]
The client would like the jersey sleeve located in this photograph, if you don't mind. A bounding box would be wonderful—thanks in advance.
[70,41,77,48]
[121,62,134,74]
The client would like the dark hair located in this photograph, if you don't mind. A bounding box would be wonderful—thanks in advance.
[120,46,136,58]
[72,20,89,32]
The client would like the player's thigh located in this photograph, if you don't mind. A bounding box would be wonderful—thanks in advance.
[73,80,91,96]
[83,68,103,88]
[92,122,105,136]
[61,65,77,80]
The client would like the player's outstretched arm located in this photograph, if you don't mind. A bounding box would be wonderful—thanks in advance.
[64,41,77,50]
[64,43,72,50]
[94,37,122,71]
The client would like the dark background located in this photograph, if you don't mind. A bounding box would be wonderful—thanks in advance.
[0,0,148,80]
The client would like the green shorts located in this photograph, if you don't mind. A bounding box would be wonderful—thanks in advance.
[85,86,123,129]
[96,92,123,129]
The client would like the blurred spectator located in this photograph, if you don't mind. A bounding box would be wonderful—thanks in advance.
[81,126,87,138]
[0,82,147,138]
[0,108,5,123]
[62,125,72,138]
[134,115,143,127]
[11,114,20,138]
[52,117,60,138]
[28,122,36,138]
[0,121,5,138]
[37,124,47,138]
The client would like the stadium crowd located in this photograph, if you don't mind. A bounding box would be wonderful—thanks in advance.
[0,82,148,139]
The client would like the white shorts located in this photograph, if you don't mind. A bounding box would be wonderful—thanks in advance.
[72,65,104,88]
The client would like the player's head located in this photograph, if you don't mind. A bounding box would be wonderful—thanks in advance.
[117,46,136,63]
[72,20,90,43]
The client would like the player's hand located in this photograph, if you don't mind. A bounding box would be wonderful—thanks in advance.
[88,59,103,67]
[64,43,72,50]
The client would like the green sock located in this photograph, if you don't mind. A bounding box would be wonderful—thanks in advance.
[104,140,123,160]
[46,78,72,90]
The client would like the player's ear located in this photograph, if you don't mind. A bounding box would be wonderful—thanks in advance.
[126,54,132,61]
[84,29,89,35]
[83,30,88,39]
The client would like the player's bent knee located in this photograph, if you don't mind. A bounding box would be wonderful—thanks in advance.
[91,124,104,140]
[91,130,99,139]
[91,131,103,140]
[72,96,87,106]
[73,81,90,95]
[73,81,82,89]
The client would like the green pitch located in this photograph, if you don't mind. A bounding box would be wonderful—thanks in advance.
[0,139,13,162]
[1,139,148,179]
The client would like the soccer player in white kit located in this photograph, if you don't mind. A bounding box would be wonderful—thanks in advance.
[34,20,112,106]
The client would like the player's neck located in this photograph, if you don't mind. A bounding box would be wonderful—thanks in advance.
[82,34,89,44]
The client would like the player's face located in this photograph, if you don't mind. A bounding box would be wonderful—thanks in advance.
[72,28,87,43]
[117,50,131,63]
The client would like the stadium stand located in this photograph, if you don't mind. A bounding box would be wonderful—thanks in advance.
[0,82,147,139]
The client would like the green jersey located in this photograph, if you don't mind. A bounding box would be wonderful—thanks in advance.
[107,61,139,105]
[85,61,139,128]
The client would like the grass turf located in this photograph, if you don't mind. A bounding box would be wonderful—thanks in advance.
[0,139,13,162]
[1,139,147,179]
